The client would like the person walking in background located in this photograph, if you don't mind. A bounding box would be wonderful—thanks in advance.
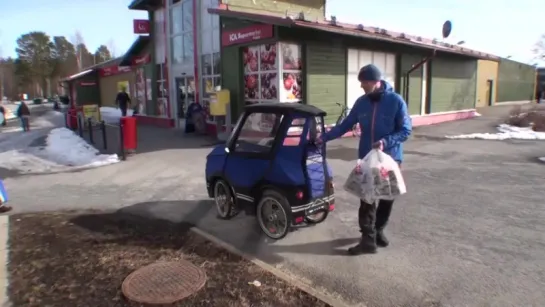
[16,101,30,132]
[115,87,131,117]
[317,64,412,255]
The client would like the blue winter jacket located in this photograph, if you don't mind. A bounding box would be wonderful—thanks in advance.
[323,80,412,162]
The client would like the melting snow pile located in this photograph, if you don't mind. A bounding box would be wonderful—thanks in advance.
[100,107,133,124]
[446,124,545,140]
[45,127,119,167]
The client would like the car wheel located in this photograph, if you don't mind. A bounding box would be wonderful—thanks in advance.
[213,179,236,219]
[257,190,292,240]
[305,210,329,224]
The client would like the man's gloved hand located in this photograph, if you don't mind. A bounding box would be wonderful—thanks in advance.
[314,135,325,145]
[372,139,384,150]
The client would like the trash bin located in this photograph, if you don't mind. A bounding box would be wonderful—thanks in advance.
[67,108,78,130]
[121,116,137,150]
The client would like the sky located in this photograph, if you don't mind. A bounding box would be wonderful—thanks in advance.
[0,0,543,65]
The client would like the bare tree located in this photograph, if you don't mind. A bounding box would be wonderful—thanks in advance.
[532,33,545,61]
[71,30,85,71]
[107,38,117,58]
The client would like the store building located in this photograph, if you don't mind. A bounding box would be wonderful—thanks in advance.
[125,0,536,134]
[209,4,502,128]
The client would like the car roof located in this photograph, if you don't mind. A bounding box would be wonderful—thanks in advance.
[244,102,326,116]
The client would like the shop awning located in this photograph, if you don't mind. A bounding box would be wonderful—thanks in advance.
[120,36,151,66]
[60,69,94,82]
[208,7,499,61]
[60,58,123,82]
[128,0,161,10]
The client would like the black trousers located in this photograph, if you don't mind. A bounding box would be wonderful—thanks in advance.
[120,105,128,117]
[358,199,394,246]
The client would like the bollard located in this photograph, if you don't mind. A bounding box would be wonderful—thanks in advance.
[119,121,126,161]
[88,117,94,144]
[101,120,107,150]
[77,114,83,137]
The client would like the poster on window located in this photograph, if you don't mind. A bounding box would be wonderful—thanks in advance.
[259,44,277,71]
[260,73,278,100]
[243,46,259,73]
[136,68,146,115]
[280,43,303,102]
[146,78,152,101]
[281,73,303,101]
[281,43,302,70]
[244,74,259,100]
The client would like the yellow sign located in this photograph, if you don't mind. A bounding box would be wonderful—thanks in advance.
[117,81,130,93]
[82,104,101,122]
[209,89,230,116]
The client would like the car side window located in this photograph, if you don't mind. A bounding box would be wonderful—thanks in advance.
[234,112,280,154]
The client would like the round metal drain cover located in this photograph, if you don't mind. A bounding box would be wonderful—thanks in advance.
[122,260,207,305]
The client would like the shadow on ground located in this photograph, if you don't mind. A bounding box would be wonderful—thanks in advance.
[70,200,359,265]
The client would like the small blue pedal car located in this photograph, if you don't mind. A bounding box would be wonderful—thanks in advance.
[205,103,335,239]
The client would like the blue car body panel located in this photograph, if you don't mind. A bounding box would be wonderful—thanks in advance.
[205,111,333,209]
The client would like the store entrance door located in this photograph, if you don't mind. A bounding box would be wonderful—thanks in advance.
[175,76,196,128]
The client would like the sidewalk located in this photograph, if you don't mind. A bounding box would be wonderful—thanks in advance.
[79,121,223,156]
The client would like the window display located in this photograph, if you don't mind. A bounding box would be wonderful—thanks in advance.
[280,43,303,102]
[243,44,278,105]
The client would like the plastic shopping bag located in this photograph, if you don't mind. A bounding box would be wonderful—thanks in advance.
[343,149,406,203]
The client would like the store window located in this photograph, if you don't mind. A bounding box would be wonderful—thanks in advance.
[279,43,303,102]
[243,42,303,106]
[170,0,194,65]
[199,0,221,123]
[346,49,396,109]
[156,63,169,117]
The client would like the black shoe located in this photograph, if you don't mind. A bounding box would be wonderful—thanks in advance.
[376,231,389,247]
[347,243,377,255]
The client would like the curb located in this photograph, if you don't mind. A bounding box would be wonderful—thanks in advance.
[190,227,354,307]
[0,216,9,307]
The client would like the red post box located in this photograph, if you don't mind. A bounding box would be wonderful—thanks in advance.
[120,116,137,150]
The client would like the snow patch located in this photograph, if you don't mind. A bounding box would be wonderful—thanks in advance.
[45,127,119,167]
[446,124,545,140]
[100,107,133,124]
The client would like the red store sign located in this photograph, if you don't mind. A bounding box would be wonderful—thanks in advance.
[221,24,274,47]
[99,65,132,77]
[133,19,150,34]
[132,54,151,66]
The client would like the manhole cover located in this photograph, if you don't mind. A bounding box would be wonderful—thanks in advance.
[122,260,207,305]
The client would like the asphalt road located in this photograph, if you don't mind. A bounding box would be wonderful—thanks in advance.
[3,106,545,307]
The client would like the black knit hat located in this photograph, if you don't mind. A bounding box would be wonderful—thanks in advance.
[358,64,382,82]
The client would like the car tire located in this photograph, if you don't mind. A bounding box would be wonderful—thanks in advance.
[305,210,329,224]
[256,189,292,240]
[213,179,236,220]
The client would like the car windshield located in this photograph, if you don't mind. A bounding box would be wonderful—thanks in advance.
[235,112,281,153]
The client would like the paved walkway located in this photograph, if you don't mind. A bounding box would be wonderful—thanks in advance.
[3,104,545,307]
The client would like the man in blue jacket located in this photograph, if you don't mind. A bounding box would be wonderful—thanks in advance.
[320,64,412,255]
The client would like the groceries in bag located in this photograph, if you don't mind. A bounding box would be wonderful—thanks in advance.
[343,149,406,202]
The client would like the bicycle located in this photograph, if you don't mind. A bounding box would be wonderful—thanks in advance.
[335,102,360,137]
